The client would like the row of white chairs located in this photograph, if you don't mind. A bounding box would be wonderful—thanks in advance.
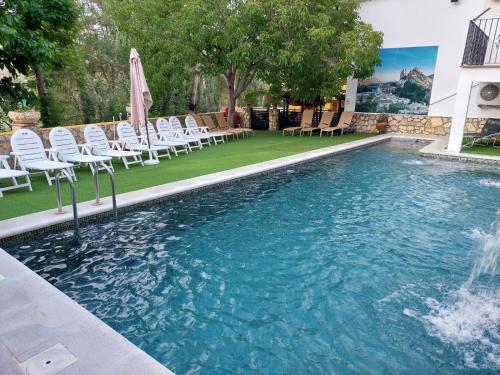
[0,115,237,197]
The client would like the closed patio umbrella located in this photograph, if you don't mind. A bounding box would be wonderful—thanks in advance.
[129,48,157,165]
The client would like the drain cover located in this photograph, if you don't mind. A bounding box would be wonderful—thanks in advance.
[19,344,77,375]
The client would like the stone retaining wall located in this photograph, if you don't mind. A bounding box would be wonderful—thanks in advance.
[0,111,240,159]
[351,113,486,136]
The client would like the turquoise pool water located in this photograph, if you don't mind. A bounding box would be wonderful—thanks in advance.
[6,142,500,374]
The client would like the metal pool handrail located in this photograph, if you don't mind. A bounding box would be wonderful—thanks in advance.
[95,162,117,217]
[55,163,117,239]
[55,169,80,238]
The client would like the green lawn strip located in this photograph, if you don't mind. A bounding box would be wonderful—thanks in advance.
[0,131,374,220]
[461,137,500,157]
[462,146,500,157]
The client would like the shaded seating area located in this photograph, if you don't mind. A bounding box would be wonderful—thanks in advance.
[301,111,335,136]
[201,114,237,141]
[215,112,252,138]
[320,111,354,137]
[282,110,353,137]
[282,109,314,136]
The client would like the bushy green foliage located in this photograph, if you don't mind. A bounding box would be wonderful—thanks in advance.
[0,77,37,111]
[0,0,80,126]
[1,0,383,126]
[107,0,382,123]
[46,1,130,124]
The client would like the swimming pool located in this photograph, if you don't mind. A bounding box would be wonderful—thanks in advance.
[5,142,500,374]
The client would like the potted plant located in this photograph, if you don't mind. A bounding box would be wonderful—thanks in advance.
[7,100,41,132]
[375,114,389,133]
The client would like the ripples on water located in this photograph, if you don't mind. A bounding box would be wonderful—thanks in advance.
[5,142,500,374]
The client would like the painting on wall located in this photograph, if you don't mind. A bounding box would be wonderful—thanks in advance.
[355,46,438,115]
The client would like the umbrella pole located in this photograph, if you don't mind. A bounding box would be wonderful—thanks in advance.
[143,111,159,165]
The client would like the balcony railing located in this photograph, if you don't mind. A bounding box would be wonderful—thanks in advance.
[462,11,500,66]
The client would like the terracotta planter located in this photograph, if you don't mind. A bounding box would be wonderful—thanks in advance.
[8,111,41,132]
[376,123,388,133]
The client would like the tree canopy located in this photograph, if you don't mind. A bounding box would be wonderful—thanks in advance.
[0,0,80,125]
[0,0,383,127]
[111,0,382,124]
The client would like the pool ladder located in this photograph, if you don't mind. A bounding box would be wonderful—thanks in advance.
[55,163,117,238]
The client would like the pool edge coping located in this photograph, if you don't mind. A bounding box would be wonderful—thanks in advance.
[0,246,175,375]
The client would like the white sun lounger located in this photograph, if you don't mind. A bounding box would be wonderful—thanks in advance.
[10,129,75,186]
[49,127,113,174]
[84,124,144,169]
[185,115,225,144]
[153,120,193,152]
[139,121,189,156]
[0,155,32,197]
[157,117,202,150]
[170,116,211,147]
[117,121,171,162]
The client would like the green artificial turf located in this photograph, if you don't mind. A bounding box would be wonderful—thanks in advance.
[0,131,374,220]
[462,146,500,157]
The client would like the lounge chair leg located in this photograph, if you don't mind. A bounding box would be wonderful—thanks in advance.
[107,160,114,172]
[45,171,53,186]
[26,175,32,192]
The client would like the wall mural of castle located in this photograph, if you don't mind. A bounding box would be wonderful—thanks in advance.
[355,46,438,115]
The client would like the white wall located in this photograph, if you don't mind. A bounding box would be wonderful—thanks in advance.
[348,0,500,117]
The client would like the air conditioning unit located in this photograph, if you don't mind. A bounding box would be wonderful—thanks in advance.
[477,83,500,107]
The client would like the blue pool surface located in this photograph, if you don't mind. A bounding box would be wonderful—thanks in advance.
[6,142,500,374]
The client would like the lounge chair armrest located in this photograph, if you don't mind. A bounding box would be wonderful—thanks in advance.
[9,152,25,170]
[0,154,9,160]
[46,148,61,161]
[109,140,124,151]
[78,143,93,155]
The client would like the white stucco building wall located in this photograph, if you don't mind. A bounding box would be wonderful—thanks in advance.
[346,0,500,118]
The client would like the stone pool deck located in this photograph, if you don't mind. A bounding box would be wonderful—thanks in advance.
[0,249,174,375]
[0,133,498,375]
